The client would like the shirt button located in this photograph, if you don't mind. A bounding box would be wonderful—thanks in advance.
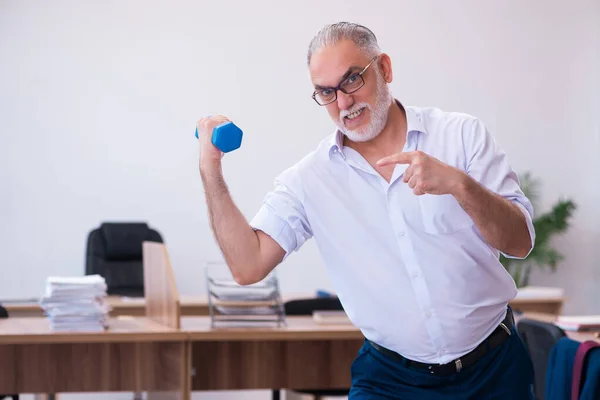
[411,271,419,279]
[425,310,432,318]
[398,231,405,237]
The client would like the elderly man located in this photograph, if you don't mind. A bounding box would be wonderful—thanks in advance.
[197,22,535,399]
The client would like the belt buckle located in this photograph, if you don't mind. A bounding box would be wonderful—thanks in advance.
[428,359,462,375]
[455,358,463,372]
[499,322,512,336]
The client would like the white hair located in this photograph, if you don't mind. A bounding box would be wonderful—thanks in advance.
[307,22,381,66]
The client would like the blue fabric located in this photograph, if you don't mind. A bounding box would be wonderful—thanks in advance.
[580,347,600,400]
[349,327,534,399]
[545,337,579,400]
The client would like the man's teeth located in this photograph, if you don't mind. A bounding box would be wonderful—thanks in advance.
[346,108,364,120]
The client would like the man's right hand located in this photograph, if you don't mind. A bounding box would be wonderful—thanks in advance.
[195,115,286,285]
[197,115,229,173]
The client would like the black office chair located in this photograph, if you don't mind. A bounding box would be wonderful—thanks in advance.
[85,222,163,297]
[271,297,350,400]
[0,305,19,400]
[516,318,566,400]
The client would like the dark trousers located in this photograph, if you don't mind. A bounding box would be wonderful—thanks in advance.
[349,327,534,399]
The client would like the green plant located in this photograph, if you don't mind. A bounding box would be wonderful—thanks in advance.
[499,172,576,287]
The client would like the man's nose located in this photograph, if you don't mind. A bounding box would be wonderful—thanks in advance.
[336,91,354,110]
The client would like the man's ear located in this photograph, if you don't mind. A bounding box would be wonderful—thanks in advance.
[378,53,393,83]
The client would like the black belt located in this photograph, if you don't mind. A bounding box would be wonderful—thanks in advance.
[368,307,515,376]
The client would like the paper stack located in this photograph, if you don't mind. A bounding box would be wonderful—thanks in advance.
[40,275,110,331]
[555,315,600,332]
[205,262,286,327]
[515,286,565,299]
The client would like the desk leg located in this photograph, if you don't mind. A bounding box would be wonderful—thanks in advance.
[184,340,191,400]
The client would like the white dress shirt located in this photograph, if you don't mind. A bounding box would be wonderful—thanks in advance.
[249,101,535,364]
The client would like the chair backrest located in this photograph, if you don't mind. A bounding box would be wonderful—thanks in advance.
[517,318,567,400]
[85,222,163,297]
[284,297,344,316]
[0,305,8,319]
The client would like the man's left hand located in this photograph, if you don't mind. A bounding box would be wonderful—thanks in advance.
[376,151,466,196]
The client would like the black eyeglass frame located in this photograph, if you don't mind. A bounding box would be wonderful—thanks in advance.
[311,55,379,106]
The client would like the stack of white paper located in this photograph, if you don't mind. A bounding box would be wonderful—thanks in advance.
[205,263,286,327]
[555,315,600,331]
[515,286,565,299]
[40,275,110,331]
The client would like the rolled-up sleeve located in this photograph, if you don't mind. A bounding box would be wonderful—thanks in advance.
[249,169,313,260]
[464,118,536,259]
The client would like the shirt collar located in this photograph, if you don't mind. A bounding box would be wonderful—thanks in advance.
[327,100,427,159]
[404,103,427,136]
[328,128,346,158]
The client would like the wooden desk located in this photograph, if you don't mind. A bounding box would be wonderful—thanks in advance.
[183,310,592,394]
[0,241,190,399]
[510,297,565,315]
[3,295,566,319]
[0,312,594,399]
[1,295,213,318]
[0,317,188,398]
[183,316,364,392]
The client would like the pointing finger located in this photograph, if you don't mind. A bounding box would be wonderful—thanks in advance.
[376,151,417,167]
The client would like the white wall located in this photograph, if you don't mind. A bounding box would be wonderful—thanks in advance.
[1,1,599,399]
[1,1,599,312]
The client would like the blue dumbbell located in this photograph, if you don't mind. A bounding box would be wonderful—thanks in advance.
[195,120,243,153]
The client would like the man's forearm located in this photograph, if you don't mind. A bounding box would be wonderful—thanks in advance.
[451,173,532,258]
[200,164,263,282]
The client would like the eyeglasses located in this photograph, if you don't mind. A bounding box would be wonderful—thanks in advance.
[311,56,378,106]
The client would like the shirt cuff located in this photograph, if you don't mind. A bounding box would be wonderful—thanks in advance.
[249,204,297,261]
[501,201,536,260]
